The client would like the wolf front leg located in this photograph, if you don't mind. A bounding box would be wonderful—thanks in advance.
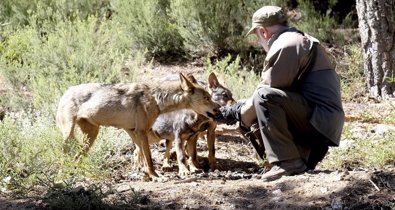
[206,121,217,172]
[162,139,173,170]
[126,129,159,179]
[185,133,201,173]
[174,132,190,176]
[137,132,158,178]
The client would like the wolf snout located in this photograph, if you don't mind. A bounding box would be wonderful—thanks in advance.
[213,107,220,115]
[206,106,220,119]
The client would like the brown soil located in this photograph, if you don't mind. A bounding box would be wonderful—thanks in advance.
[0,65,394,210]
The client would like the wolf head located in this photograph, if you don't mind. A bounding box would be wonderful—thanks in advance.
[180,73,219,119]
[207,72,235,106]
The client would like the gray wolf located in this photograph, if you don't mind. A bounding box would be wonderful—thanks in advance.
[56,73,219,179]
[142,72,235,176]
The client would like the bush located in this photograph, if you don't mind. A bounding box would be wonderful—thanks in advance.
[0,5,138,109]
[291,0,338,42]
[0,111,130,192]
[112,0,184,60]
[0,0,111,27]
[170,0,286,58]
[203,55,261,100]
[336,44,365,101]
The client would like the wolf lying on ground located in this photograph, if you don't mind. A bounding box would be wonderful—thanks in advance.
[137,72,235,176]
[56,73,219,179]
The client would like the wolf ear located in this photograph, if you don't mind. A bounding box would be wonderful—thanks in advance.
[208,72,219,89]
[186,73,198,84]
[180,73,194,92]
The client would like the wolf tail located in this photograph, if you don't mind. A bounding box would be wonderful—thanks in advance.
[56,96,78,147]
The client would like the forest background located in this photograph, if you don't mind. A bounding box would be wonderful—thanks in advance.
[0,0,394,209]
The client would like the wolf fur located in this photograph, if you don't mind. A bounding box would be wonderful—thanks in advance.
[141,72,235,176]
[56,73,219,178]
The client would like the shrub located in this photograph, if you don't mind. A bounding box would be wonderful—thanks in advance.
[291,0,338,42]
[112,0,184,60]
[0,110,130,192]
[203,55,261,100]
[336,44,365,101]
[0,6,139,109]
[0,0,111,27]
[170,0,286,58]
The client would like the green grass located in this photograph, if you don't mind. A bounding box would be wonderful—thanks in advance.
[0,110,131,193]
[335,44,365,101]
[321,123,395,170]
[383,103,395,124]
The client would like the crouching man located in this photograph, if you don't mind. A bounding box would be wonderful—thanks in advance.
[215,6,344,181]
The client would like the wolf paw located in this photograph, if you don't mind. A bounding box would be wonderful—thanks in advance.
[188,160,201,174]
[189,165,202,174]
[178,165,191,177]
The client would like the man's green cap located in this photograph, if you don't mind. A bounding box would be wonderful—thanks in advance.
[246,6,287,36]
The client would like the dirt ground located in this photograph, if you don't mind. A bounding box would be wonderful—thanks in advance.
[0,65,394,210]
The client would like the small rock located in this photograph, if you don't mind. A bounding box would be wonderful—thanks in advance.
[374,124,395,135]
[116,184,131,193]
[331,197,343,210]
[2,176,11,184]
[272,189,282,195]
[339,139,354,149]
[53,181,66,189]
[251,174,258,179]
[320,187,328,193]
[72,185,84,193]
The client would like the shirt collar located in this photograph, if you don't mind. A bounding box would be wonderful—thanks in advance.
[267,27,297,47]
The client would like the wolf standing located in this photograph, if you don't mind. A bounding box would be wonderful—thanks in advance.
[216,6,344,181]
[56,73,219,179]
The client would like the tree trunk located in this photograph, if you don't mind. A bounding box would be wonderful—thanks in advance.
[356,0,395,100]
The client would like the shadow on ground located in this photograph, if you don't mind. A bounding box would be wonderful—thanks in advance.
[2,169,393,210]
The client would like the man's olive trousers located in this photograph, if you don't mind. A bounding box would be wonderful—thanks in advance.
[241,85,329,169]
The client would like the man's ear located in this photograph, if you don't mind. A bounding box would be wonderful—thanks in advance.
[208,72,219,89]
[257,27,269,39]
[180,73,194,92]
[262,27,270,39]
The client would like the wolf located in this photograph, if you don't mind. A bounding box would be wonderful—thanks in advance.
[56,73,219,179]
[140,72,235,176]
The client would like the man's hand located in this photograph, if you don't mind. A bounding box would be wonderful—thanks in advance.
[214,101,245,125]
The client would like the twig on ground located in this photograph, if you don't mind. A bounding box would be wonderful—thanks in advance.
[369,179,380,191]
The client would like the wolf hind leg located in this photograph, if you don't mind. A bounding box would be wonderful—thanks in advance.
[74,118,99,161]
[132,145,145,170]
